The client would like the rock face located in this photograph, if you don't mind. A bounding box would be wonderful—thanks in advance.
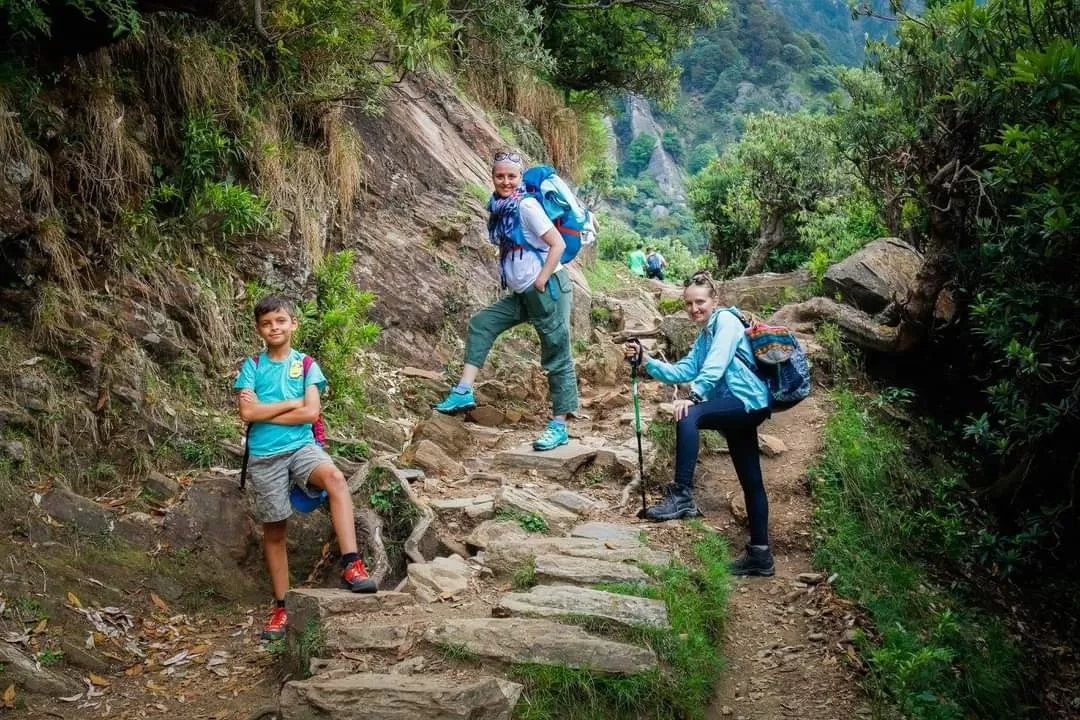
[565,263,594,342]
[626,95,686,202]
[161,475,252,562]
[495,585,669,630]
[823,238,924,314]
[407,555,472,602]
[280,674,523,720]
[424,618,657,674]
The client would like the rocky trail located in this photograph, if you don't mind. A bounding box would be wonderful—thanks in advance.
[2,276,868,719]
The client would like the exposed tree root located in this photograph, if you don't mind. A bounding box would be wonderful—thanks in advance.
[770,297,906,353]
[354,507,391,587]
[392,465,434,565]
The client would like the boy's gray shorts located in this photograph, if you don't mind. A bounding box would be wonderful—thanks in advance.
[247,444,335,523]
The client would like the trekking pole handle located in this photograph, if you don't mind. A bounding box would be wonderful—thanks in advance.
[624,338,644,368]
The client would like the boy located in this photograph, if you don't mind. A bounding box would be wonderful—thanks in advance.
[235,294,376,641]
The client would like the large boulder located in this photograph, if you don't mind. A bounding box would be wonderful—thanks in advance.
[40,487,116,535]
[0,642,81,696]
[161,475,252,562]
[660,314,698,359]
[714,269,813,311]
[408,412,472,457]
[823,238,924,315]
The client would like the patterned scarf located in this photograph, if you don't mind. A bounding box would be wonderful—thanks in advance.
[487,185,529,272]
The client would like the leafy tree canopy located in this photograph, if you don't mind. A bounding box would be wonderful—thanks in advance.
[531,0,725,100]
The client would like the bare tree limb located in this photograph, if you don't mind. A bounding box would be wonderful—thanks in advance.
[770,297,907,353]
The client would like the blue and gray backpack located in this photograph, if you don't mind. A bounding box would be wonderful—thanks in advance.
[521,165,597,265]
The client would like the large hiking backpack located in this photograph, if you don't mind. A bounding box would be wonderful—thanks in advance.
[646,253,662,272]
[728,309,812,410]
[522,165,597,265]
[239,353,326,490]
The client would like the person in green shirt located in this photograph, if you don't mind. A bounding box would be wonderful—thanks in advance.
[627,243,647,277]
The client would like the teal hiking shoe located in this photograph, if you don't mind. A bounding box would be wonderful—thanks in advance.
[434,388,476,415]
[533,420,569,451]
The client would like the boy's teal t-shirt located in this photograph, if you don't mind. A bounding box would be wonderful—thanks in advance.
[234,349,327,457]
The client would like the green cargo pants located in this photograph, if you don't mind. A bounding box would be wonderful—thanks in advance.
[464,268,579,417]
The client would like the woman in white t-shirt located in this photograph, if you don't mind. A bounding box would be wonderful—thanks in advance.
[433,150,579,451]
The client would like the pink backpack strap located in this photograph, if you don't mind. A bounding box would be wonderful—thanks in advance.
[300,354,327,446]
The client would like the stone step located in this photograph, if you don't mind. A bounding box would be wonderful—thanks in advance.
[495,443,597,480]
[423,618,657,674]
[285,589,414,637]
[406,554,472,602]
[571,521,645,544]
[280,673,522,719]
[482,536,670,574]
[495,585,669,630]
[493,486,579,533]
[533,553,651,586]
[322,619,421,652]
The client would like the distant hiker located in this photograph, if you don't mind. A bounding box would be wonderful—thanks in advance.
[627,243,647,278]
[433,150,579,452]
[624,271,775,577]
[645,247,667,281]
[235,294,377,641]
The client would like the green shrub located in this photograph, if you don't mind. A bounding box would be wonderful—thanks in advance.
[811,390,1028,719]
[295,251,380,429]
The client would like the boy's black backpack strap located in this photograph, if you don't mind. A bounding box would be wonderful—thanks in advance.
[240,424,252,489]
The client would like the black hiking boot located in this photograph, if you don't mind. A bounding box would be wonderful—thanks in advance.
[643,484,702,522]
[729,543,775,577]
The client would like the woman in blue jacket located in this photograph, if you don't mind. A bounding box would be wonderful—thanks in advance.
[626,270,774,576]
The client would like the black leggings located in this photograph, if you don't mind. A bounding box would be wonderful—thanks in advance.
[675,395,771,545]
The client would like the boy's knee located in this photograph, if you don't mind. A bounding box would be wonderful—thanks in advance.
[322,468,348,495]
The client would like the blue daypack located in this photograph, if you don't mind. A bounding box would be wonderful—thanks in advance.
[522,165,597,265]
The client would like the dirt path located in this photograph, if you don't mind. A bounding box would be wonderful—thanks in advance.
[698,394,869,719]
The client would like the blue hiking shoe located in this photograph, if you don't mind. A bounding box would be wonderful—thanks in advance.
[533,420,569,451]
[434,388,476,415]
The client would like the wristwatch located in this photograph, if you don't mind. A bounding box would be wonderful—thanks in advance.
[687,391,705,404]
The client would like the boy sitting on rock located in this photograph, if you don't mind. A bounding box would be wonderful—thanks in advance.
[235,294,376,641]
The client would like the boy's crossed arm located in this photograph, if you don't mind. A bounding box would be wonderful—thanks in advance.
[237,384,321,425]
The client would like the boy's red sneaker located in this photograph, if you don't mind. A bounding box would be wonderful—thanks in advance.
[341,558,378,593]
[261,606,287,641]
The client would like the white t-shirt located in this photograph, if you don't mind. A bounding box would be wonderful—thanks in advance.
[501,197,557,293]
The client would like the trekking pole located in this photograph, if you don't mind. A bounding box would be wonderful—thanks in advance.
[628,339,648,518]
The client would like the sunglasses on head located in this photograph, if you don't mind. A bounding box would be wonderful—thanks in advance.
[493,151,523,165]
[683,272,714,288]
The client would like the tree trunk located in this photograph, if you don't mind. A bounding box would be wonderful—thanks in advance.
[742,207,785,276]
